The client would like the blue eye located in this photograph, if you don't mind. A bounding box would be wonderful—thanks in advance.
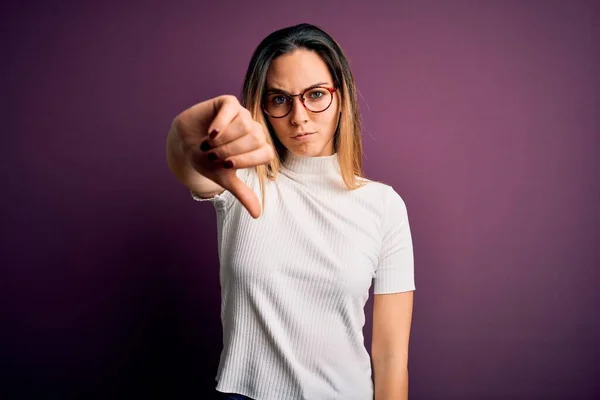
[309,90,324,99]
[269,95,290,106]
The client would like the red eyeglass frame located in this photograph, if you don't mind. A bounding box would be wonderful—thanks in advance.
[262,86,337,118]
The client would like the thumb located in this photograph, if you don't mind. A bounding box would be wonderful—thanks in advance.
[223,173,262,219]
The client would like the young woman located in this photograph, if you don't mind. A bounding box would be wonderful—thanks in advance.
[166,23,415,400]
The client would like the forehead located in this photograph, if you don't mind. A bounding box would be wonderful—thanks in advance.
[266,49,332,90]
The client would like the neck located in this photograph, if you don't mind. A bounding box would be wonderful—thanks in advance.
[282,151,340,175]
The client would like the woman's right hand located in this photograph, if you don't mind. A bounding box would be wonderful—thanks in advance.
[171,95,274,218]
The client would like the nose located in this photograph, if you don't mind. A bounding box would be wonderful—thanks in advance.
[289,96,309,126]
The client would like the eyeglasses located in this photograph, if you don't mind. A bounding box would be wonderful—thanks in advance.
[262,86,337,118]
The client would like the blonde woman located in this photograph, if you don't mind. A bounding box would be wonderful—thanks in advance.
[166,23,415,400]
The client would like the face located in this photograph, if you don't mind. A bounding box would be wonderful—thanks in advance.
[264,49,340,157]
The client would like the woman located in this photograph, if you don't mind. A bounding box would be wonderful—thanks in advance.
[166,23,415,400]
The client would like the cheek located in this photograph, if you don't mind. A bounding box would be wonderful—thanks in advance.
[316,108,339,130]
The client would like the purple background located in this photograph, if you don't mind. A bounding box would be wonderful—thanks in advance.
[2,0,598,398]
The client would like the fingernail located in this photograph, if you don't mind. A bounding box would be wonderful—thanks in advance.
[209,128,219,140]
[200,141,211,152]
[207,152,219,161]
[224,160,234,169]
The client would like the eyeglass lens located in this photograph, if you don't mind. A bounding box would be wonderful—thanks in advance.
[264,87,333,117]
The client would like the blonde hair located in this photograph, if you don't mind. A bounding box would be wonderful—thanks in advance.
[241,24,368,212]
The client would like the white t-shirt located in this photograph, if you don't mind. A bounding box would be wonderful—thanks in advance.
[192,152,415,400]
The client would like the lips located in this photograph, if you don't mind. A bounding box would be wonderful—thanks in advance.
[293,132,315,138]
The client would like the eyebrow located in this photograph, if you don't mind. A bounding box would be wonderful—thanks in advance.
[265,82,330,95]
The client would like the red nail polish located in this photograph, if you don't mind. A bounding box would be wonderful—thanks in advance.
[209,129,219,140]
[200,141,211,152]
[224,160,234,169]
[207,152,218,161]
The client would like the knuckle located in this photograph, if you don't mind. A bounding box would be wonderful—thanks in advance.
[250,131,263,147]
[222,94,237,103]
[217,95,238,113]
[250,122,265,142]
[240,117,253,133]
[239,107,251,117]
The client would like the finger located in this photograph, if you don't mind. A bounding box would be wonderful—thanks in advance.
[223,145,275,170]
[206,95,244,139]
[206,108,255,149]
[223,174,262,219]
[206,127,265,160]
[175,95,240,147]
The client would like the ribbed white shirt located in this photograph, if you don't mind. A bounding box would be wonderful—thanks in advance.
[192,152,415,400]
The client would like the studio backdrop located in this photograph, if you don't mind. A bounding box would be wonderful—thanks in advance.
[2,0,598,398]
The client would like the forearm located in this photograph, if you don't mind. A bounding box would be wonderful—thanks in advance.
[372,358,408,400]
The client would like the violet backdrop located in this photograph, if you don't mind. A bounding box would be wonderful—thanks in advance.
[2,0,598,398]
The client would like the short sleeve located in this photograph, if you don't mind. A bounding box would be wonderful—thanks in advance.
[373,186,415,294]
[190,168,253,212]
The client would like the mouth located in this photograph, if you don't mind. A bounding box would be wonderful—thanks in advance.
[292,132,315,139]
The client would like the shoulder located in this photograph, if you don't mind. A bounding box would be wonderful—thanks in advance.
[354,176,408,208]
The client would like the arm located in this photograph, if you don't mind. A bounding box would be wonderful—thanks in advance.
[371,290,414,400]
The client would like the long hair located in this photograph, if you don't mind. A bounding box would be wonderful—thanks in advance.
[241,23,366,211]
